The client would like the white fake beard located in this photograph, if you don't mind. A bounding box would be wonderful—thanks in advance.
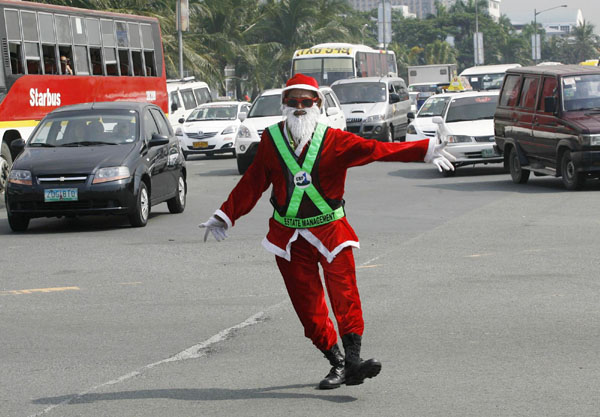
[282,104,321,146]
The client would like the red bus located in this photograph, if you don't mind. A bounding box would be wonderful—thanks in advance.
[0,0,168,192]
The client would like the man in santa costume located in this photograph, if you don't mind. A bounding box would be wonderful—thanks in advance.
[201,74,454,389]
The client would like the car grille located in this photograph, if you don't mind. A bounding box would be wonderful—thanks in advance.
[474,135,495,143]
[187,131,217,139]
[347,126,361,134]
[346,118,363,124]
[422,130,437,137]
[257,129,264,137]
[187,144,216,150]
[36,175,89,185]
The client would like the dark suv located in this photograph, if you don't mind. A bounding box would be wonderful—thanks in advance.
[494,65,600,190]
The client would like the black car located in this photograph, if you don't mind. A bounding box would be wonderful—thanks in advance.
[5,101,187,231]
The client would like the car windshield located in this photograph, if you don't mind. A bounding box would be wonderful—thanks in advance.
[187,105,237,121]
[29,111,138,147]
[465,73,505,91]
[445,95,499,123]
[331,82,387,104]
[248,95,282,117]
[562,74,600,112]
[417,96,450,117]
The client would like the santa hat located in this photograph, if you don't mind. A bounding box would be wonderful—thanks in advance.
[282,73,323,101]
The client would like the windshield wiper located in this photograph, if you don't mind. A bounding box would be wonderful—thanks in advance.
[29,143,55,147]
[60,141,116,147]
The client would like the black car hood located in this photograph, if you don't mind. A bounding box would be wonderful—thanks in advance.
[14,144,137,175]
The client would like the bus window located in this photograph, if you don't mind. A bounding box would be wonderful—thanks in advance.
[131,51,144,76]
[71,16,87,45]
[9,43,24,75]
[56,15,72,44]
[144,51,156,76]
[22,11,38,42]
[128,23,141,48]
[42,45,58,74]
[58,46,74,75]
[25,43,42,74]
[180,88,197,110]
[104,48,118,76]
[73,46,89,75]
[5,10,20,41]
[170,91,181,111]
[116,22,128,47]
[293,58,322,84]
[323,58,353,85]
[101,20,115,47]
[87,18,101,45]
[141,24,154,49]
[90,47,103,75]
[118,50,130,76]
[193,87,211,105]
[39,13,55,43]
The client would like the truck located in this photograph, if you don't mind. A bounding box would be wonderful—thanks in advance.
[407,64,457,86]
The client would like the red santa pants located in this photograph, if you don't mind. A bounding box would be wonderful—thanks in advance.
[275,236,364,351]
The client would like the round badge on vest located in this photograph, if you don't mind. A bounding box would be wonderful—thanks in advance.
[294,171,311,189]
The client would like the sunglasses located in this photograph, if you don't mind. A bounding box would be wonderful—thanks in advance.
[283,97,318,108]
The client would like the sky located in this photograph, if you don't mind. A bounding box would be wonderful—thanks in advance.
[500,0,600,34]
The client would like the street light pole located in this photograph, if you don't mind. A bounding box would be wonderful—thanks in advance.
[533,4,567,64]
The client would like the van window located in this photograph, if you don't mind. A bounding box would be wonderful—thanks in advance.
[180,88,197,110]
[537,77,557,112]
[499,75,521,107]
[519,77,539,109]
[193,87,211,105]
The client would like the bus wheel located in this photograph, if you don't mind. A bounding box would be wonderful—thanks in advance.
[0,142,12,193]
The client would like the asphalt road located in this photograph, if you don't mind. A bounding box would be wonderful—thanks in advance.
[2,155,600,417]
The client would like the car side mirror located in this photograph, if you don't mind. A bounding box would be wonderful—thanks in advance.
[407,112,415,121]
[544,96,557,114]
[171,102,178,112]
[326,107,339,116]
[178,118,185,124]
[10,138,26,154]
[149,133,169,147]
[432,116,444,124]
[238,112,247,122]
[389,93,400,104]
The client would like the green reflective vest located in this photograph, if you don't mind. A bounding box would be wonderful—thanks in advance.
[268,123,345,229]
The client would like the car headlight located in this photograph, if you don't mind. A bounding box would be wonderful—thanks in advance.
[364,114,385,123]
[580,134,600,146]
[93,166,130,184]
[447,135,473,143]
[407,124,417,135]
[236,125,252,139]
[221,125,236,135]
[175,127,183,136]
[8,169,32,185]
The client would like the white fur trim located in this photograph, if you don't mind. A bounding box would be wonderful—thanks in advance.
[423,138,436,163]
[282,84,319,94]
[299,229,359,263]
[214,209,232,229]
[261,230,299,261]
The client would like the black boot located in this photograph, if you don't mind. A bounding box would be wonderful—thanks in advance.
[318,344,345,389]
[341,333,382,386]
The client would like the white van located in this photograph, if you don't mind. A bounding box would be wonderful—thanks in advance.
[167,78,212,126]
[459,64,521,91]
[331,76,411,142]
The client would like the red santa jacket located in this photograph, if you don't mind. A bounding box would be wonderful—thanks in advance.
[216,123,433,262]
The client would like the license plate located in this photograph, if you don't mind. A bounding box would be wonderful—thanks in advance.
[193,141,208,149]
[44,188,78,202]
[481,148,497,158]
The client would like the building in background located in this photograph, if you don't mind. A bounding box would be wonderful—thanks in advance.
[509,8,584,37]
[348,0,500,21]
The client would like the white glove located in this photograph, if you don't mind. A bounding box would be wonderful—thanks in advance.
[426,142,456,172]
[199,215,228,242]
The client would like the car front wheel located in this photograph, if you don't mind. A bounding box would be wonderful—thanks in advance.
[129,181,150,227]
[167,173,186,213]
[509,147,530,184]
[561,150,585,190]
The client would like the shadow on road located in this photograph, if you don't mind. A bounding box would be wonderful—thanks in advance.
[32,385,357,406]
[195,168,239,177]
